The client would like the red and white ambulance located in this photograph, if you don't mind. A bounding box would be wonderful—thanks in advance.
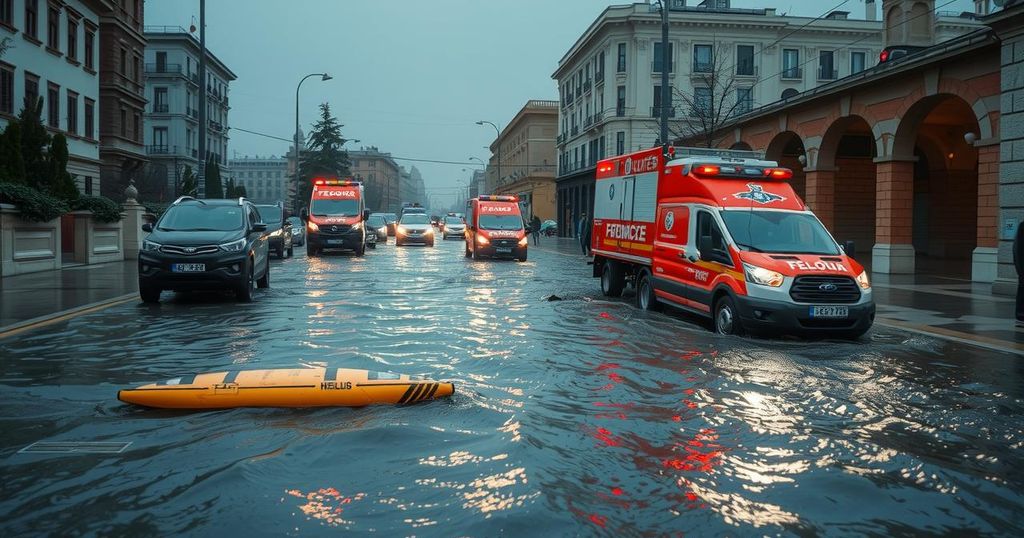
[465,195,528,261]
[591,147,874,338]
[300,178,370,257]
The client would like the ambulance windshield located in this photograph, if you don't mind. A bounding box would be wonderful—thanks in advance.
[311,198,359,217]
[479,214,523,230]
[721,210,839,255]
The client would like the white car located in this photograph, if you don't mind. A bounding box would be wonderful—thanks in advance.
[442,216,465,239]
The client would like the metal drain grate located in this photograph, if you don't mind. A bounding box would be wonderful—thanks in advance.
[18,441,132,454]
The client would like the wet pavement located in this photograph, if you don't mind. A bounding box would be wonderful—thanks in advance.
[1,237,1023,535]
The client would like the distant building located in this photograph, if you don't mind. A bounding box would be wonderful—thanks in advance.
[228,156,288,204]
[1,0,107,194]
[350,146,401,212]
[143,26,236,199]
[488,100,558,221]
[399,165,426,206]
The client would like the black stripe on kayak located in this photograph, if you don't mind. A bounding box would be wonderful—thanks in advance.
[413,383,434,403]
[422,383,439,401]
[397,384,419,404]
[404,384,426,404]
[325,368,338,382]
[237,385,318,390]
[222,371,241,384]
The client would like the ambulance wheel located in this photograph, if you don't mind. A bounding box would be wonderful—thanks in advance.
[636,270,660,312]
[465,242,471,257]
[307,244,317,257]
[714,295,745,336]
[471,241,480,260]
[600,261,624,297]
[356,244,366,257]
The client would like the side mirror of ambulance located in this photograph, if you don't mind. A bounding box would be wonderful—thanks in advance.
[843,240,856,259]
[300,207,309,222]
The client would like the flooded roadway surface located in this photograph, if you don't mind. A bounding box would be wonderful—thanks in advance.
[1,238,1023,536]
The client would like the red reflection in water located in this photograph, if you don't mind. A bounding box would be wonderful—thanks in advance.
[597,363,620,371]
[672,415,682,422]
[607,372,625,383]
[680,350,701,360]
[684,388,695,395]
[611,487,623,496]
[589,513,607,527]
[599,312,613,319]
[592,427,622,447]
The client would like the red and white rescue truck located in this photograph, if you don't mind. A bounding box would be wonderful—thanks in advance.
[591,147,874,338]
[465,195,528,261]
[300,178,370,257]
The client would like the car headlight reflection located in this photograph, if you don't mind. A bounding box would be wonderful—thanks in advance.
[743,263,785,287]
[142,240,162,252]
[220,238,247,252]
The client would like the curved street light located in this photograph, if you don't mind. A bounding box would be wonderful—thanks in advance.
[476,120,501,190]
[293,73,332,212]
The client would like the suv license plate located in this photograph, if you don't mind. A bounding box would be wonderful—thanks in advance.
[496,247,512,254]
[810,306,848,318]
[326,239,344,245]
[172,263,205,273]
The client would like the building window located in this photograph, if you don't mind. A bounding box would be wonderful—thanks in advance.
[46,5,58,51]
[851,51,866,74]
[0,0,12,27]
[692,87,712,118]
[0,63,12,115]
[152,127,167,151]
[84,176,92,195]
[616,131,625,155]
[46,83,58,127]
[84,98,94,138]
[653,42,673,73]
[66,91,77,134]
[134,112,140,142]
[653,85,673,118]
[153,87,167,112]
[617,43,626,72]
[818,50,836,80]
[782,49,800,79]
[735,87,752,115]
[736,45,754,76]
[120,109,126,137]
[84,28,94,69]
[596,50,605,79]
[693,44,713,73]
[66,18,77,60]
[616,85,625,116]
[119,48,126,76]
[25,0,39,40]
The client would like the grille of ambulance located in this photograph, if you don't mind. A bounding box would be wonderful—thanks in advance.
[317,223,352,235]
[490,238,519,248]
[789,276,861,304]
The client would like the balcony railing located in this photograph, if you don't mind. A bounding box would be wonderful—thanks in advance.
[571,126,579,136]
[651,106,677,118]
[818,68,838,80]
[557,133,566,145]
[591,110,603,124]
[692,62,713,73]
[781,67,803,80]
[145,63,182,74]
[594,71,604,86]
[583,79,592,93]
[187,106,198,118]
[583,115,593,128]
[147,144,174,155]
[152,103,169,113]
[616,106,625,117]
[191,148,198,158]
[189,72,199,85]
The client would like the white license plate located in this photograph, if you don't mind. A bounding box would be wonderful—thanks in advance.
[172,263,205,273]
[496,247,512,253]
[809,306,848,318]
[326,239,344,245]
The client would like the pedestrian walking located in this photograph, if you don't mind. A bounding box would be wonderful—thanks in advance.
[1015,220,1024,328]
[583,214,593,256]
[578,212,591,256]
[531,215,542,246]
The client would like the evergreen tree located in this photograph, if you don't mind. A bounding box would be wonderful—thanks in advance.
[180,165,198,197]
[297,103,351,207]
[47,134,80,201]
[0,121,26,183]
[17,97,51,191]
[204,156,223,198]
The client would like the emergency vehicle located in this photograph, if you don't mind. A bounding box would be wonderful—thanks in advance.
[300,178,370,257]
[465,195,528,261]
[591,147,874,338]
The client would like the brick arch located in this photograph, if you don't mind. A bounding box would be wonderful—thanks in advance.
[765,131,805,162]
[892,91,982,159]
[817,115,876,170]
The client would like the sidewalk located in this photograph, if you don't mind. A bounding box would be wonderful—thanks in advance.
[0,260,139,334]
[532,236,1023,354]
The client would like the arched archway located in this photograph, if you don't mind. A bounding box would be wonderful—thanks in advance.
[818,116,878,264]
[891,94,983,277]
[765,131,806,198]
[781,88,799,100]
[730,141,753,151]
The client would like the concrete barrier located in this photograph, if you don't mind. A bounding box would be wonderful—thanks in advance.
[0,204,62,277]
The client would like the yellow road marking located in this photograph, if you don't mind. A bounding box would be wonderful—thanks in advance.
[0,294,138,340]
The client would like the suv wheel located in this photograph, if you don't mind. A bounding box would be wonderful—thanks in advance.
[257,257,270,288]
[140,285,161,304]
[237,261,256,302]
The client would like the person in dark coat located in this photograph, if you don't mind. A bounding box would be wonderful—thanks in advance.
[530,216,542,246]
[577,212,589,255]
[1015,220,1023,327]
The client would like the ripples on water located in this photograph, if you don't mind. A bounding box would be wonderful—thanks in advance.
[1,242,1022,536]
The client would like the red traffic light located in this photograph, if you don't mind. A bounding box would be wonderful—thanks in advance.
[879,50,889,63]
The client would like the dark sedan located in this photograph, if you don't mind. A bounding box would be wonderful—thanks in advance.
[255,204,293,258]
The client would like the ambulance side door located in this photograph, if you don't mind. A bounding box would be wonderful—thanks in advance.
[652,204,691,304]
[691,209,733,311]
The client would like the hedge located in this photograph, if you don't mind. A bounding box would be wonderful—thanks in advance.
[0,182,69,222]
[72,195,123,223]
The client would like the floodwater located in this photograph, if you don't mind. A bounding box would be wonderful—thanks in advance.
[1,238,1022,536]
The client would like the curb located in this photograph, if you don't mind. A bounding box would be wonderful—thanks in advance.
[0,292,139,340]
[873,317,1023,356]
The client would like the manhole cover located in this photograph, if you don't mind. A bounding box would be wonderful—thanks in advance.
[18,441,132,454]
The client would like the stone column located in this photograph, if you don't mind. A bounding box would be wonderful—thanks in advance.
[121,181,146,261]
[872,159,916,274]
[973,143,1000,282]
[803,168,836,231]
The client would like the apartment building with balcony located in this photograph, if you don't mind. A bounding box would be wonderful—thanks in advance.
[550,0,981,236]
[1,0,108,194]
[98,0,146,200]
[350,147,401,213]
[143,25,235,197]
[228,155,288,204]
[488,99,558,221]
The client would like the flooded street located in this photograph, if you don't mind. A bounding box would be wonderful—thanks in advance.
[1,240,1022,536]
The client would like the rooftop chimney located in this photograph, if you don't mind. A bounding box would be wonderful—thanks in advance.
[866,0,877,21]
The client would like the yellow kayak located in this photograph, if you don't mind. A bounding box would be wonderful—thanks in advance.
[118,368,454,409]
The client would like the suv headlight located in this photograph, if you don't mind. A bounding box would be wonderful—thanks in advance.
[743,263,784,287]
[219,238,247,252]
[856,270,871,290]
[142,240,162,252]
[307,221,319,232]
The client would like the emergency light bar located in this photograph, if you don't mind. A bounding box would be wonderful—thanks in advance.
[691,164,793,180]
[673,147,765,160]
[313,178,361,186]
[478,195,518,202]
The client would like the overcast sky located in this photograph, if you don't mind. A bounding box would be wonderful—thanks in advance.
[145,0,975,207]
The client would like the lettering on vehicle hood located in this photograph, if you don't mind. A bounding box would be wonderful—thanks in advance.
[485,230,522,238]
[740,252,855,276]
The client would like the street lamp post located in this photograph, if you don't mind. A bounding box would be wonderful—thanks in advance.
[476,121,500,193]
[293,72,332,213]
